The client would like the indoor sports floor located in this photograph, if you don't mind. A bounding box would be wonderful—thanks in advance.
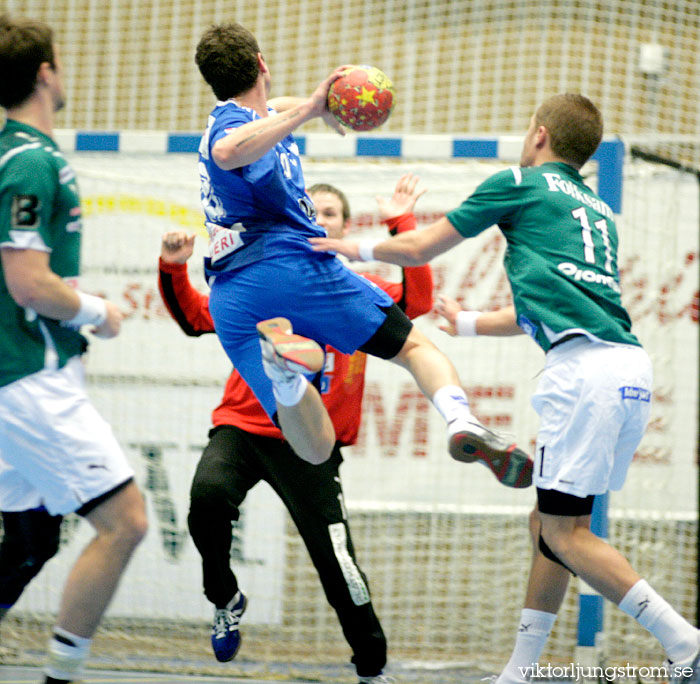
[0,666,309,684]
[0,663,499,684]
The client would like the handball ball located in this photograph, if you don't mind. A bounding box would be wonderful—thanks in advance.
[328,65,395,131]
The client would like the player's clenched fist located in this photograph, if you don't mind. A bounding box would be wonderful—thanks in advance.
[92,300,123,338]
[161,231,196,264]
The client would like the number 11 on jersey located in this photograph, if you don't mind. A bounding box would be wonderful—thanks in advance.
[571,206,614,273]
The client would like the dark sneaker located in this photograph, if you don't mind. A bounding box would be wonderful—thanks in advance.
[257,317,324,381]
[448,419,533,488]
[211,590,247,662]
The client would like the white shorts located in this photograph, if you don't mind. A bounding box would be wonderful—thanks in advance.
[532,337,652,498]
[0,356,134,515]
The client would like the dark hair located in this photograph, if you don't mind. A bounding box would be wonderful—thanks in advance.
[0,14,55,109]
[307,183,351,223]
[535,93,603,167]
[195,23,261,100]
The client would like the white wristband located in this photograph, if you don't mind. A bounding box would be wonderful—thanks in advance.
[456,310,482,337]
[357,239,380,262]
[67,292,108,327]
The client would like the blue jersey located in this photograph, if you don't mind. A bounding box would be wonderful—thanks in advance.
[198,100,325,272]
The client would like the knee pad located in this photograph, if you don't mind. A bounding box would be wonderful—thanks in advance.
[0,509,62,605]
[538,533,575,575]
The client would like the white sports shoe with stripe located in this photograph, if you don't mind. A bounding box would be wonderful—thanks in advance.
[257,317,324,382]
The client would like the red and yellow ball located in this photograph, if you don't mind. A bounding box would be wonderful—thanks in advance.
[328,65,395,132]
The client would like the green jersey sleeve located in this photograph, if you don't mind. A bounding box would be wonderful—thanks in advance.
[0,150,58,251]
[446,168,524,238]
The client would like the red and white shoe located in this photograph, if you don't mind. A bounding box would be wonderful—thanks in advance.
[256,317,324,382]
[448,418,533,489]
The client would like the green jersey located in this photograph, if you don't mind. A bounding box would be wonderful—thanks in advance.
[0,120,87,387]
[447,162,639,352]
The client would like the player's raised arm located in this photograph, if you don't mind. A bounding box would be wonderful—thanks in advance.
[195,29,347,171]
[310,215,464,266]
[160,230,196,264]
[211,67,348,171]
[375,172,427,222]
[374,174,433,318]
[158,231,215,336]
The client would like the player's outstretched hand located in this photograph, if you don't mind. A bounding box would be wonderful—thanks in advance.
[161,231,196,264]
[376,173,427,221]
[309,237,360,260]
[92,300,123,339]
[310,65,351,136]
[436,293,462,336]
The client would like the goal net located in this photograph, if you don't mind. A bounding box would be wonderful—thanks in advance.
[1,146,697,678]
[4,0,700,154]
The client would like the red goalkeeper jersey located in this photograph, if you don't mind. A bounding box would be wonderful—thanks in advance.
[158,214,433,446]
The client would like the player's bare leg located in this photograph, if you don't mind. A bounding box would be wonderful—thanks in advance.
[496,508,568,684]
[277,388,335,465]
[523,508,570,613]
[540,511,700,673]
[496,555,564,684]
[257,318,335,465]
[391,326,533,488]
[540,512,641,602]
[45,482,147,682]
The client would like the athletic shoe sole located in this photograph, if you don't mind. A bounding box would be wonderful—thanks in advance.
[449,428,533,488]
[256,317,324,375]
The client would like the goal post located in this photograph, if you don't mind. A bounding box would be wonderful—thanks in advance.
[627,143,700,634]
[52,128,625,214]
[1,132,697,679]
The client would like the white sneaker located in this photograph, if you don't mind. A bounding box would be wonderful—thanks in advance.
[448,418,533,488]
[358,675,395,684]
[666,630,700,684]
[257,317,324,382]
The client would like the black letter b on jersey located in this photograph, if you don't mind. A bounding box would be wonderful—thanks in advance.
[11,194,41,229]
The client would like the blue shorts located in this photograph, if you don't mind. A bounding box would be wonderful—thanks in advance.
[208,251,393,421]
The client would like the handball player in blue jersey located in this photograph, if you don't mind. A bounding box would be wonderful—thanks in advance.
[193,22,532,487]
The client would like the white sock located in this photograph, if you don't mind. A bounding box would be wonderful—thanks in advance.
[45,626,92,680]
[432,385,474,425]
[618,579,698,662]
[272,373,308,407]
[498,609,557,684]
